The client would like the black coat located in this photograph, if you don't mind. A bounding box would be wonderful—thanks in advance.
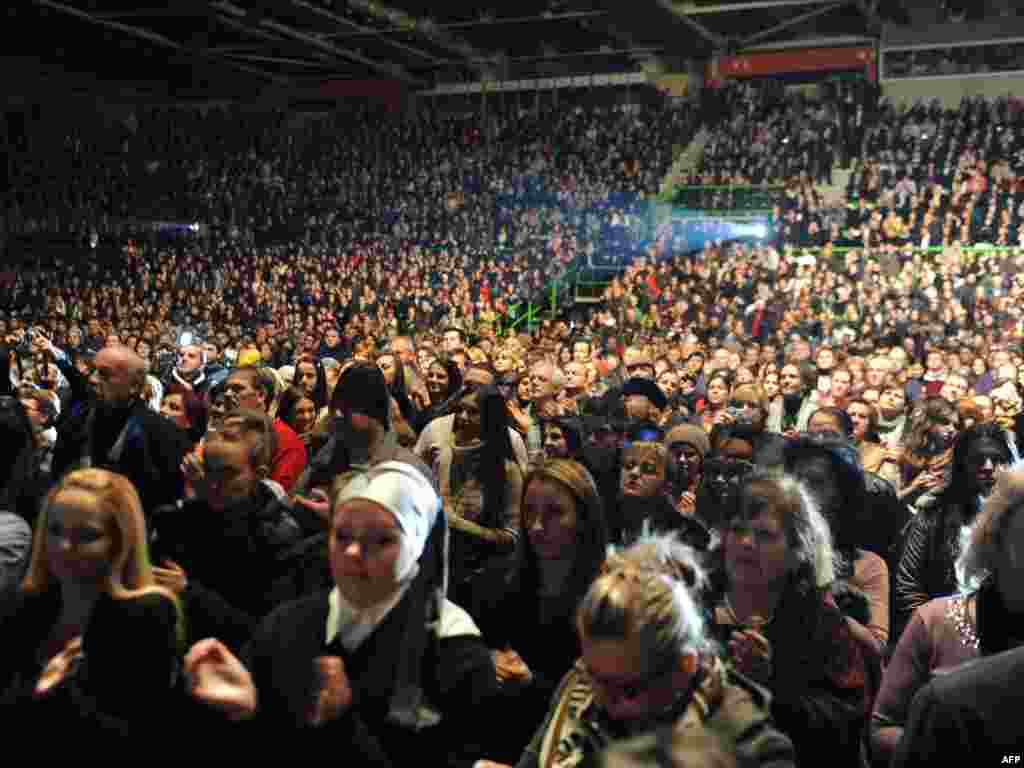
[235,590,501,764]
[894,644,1024,767]
[1,587,190,739]
[150,482,303,649]
[51,400,190,516]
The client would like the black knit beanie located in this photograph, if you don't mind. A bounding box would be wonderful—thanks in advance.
[331,363,392,429]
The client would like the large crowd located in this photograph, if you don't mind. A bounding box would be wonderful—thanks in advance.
[3,72,1024,762]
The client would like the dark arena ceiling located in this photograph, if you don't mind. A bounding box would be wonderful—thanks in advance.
[2,0,901,102]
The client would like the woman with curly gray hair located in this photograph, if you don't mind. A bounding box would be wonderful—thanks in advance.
[477,533,796,768]
[871,465,1024,765]
[707,470,868,768]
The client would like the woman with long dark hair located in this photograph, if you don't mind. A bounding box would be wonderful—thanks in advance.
[414,356,463,433]
[895,423,1012,633]
[468,459,608,763]
[437,384,523,604]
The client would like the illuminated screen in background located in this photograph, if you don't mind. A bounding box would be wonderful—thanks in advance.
[667,212,772,252]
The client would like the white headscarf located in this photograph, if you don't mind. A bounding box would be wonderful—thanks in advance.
[333,461,441,584]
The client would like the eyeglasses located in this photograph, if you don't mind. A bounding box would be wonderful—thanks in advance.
[579,657,675,702]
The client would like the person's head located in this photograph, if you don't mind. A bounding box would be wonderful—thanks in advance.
[951,423,1012,499]
[621,442,669,499]
[522,458,606,565]
[815,346,836,372]
[724,471,834,593]
[782,436,866,554]
[665,424,710,491]
[277,386,318,436]
[530,361,564,402]
[779,364,803,397]
[622,378,667,423]
[878,384,908,420]
[925,349,946,375]
[564,361,588,392]
[442,327,465,354]
[866,356,891,388]
[705,372,732,408]
[330,363,392,436]
[829,366,853,402]
[572,339,592,364]
[201,410,276,511]
[225,367,274,413]
[177,343,205,375]
[623,347,655,380]
[806,407,854,440]
[24,468,161,595]
[323,326,341,349]
[762,371,780,400]
[973,395,994,423]
[728,383,767,433]
[295,359,319,398]
[958,468,1024,596]
[543,418,582,459]
[656,369,679,399]
[91,345,147,408]
[389,335,416,367]
[940,373,968,404]
[160,385,208,443]
[425,357,462,405]
[576,535,708,721]
[906,396,960,457]
[329,462,441,610]
[846,399,878,442]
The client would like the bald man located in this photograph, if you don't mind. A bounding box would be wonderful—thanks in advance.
[52,344,191,514]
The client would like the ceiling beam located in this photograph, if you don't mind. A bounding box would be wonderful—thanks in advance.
[346,0,493,75]
[326,10,611,36]
[655,0,726,44]
[33,0,288,83]
[225,54,332,68]
[290,0,441,65]
[258,17,424,84]
[739,1,849,46]
[677,0,845,14]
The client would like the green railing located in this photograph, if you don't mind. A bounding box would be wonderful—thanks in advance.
[671,185,784,211]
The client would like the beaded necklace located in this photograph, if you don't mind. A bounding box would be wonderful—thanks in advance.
[946,594,980,651]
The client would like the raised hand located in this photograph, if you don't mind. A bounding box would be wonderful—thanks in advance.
[184,638,258,720]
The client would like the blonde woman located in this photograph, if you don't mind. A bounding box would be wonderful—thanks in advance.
[3,469,185,728]
[477,534,795,768]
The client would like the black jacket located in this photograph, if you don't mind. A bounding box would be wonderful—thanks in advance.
[51,400,190,516]
[151,482,303,647]
[895,496,978,637]
[894,644,1024,767]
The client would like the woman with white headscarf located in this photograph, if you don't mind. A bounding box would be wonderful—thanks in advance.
[184,461,500,758]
